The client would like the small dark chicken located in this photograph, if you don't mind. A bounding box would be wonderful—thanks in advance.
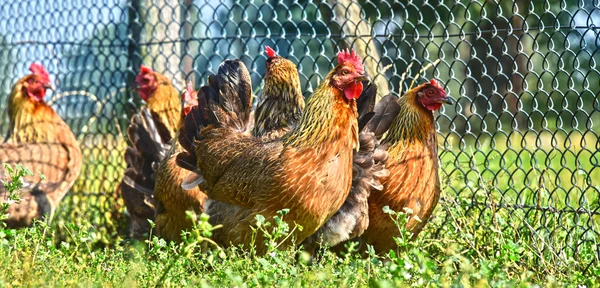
[1,63,82,228]
[360,79,453,254]
[119,65,187,239]
[178,50,367,253]
[203,47,306,235]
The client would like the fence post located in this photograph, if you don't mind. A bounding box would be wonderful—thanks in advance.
[127,0,143,120]
[141,0,183,85]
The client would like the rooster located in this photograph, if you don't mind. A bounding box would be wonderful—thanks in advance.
[119,65,186,239]
[0,63,82,228]
[359,79,453,254]
[135,65,182,139]
[178,50,367,253]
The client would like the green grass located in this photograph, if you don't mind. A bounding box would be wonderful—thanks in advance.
[1,131,598,286]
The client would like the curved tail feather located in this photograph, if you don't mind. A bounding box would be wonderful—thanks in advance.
[120,107,171,239]
[177,60,252,173]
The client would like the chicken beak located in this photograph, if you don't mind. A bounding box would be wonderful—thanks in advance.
[441,96,455,105]
[44,83,55,91]
[355,75,370,83]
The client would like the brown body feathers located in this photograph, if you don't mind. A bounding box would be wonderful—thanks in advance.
[119,67,196,239]
[360,80,452,254]
[1,65,82,228]
[179,54,366,253]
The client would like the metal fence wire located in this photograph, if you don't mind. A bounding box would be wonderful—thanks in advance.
[0,0,598,271]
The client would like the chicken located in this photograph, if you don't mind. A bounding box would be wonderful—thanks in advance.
[178,50,367,253]
[359,79,453,254]
[135,65,182,139]
[301,81,400,252]
[251,46,305,139]
[153,83,207,242]
[119,65,185,239]
[0,63,82,228]
[198,46,306,241]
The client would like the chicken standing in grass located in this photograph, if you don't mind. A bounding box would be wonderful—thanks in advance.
[119,65,187,239]
[178,50,367,253]
[153,83,206,242]
[359,79,453,254]
[0,63,82,228]
[301,83,400,252]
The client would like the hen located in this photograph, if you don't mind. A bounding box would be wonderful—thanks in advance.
[251,46,305,140]
[153,83,206,242]
[360,79,453,254]
[178,50,367,253]
[119,65,186,239]
[301,82,400,252]
[0,63,82,228]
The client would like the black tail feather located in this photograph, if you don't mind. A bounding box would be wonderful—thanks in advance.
[177,59,252,171]
[365,95,401,138]
[356,81,378,131]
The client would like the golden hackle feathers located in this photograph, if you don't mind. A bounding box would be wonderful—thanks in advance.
[1,67,82,228]
[252,53,304,139]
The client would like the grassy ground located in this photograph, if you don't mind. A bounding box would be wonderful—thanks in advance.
[0,132,598,286]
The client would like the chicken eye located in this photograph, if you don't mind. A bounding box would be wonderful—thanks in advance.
[427,90,434,96]
[341,69,349,75]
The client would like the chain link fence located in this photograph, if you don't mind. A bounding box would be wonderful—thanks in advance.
[0,0,598,272]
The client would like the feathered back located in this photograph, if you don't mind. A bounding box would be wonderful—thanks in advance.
[178,60,252,169]
[122,107,171,195]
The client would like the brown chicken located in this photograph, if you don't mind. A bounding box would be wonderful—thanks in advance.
[119,65,184,239]
[0,63,82,228]
[201,46,306,236]
[251,46,305,139]
[153,83,206,242]
[178,50,367,253]
[360,79,453,254]
[301,81,400,252]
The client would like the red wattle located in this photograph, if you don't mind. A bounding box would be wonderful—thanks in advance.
[344,81,363,100]
[425,103,442,111]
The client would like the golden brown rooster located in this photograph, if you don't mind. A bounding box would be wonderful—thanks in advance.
[135,65,182,139]
[178,50,368,253]
[119,65,185,239]
[360,79,453,254]
[0,63,82,228]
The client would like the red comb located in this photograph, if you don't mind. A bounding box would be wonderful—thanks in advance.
[29,62,50,84]
[337,48,364,73]
[430,79,442,88]
[183,81,198,104]
[140,64,153,74]
[265,46,276,58]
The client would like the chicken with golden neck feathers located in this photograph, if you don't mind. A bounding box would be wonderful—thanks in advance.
[360,79,453,254]
[178,50,367,253]
[119,65,191,239]
[1,63,82,228]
